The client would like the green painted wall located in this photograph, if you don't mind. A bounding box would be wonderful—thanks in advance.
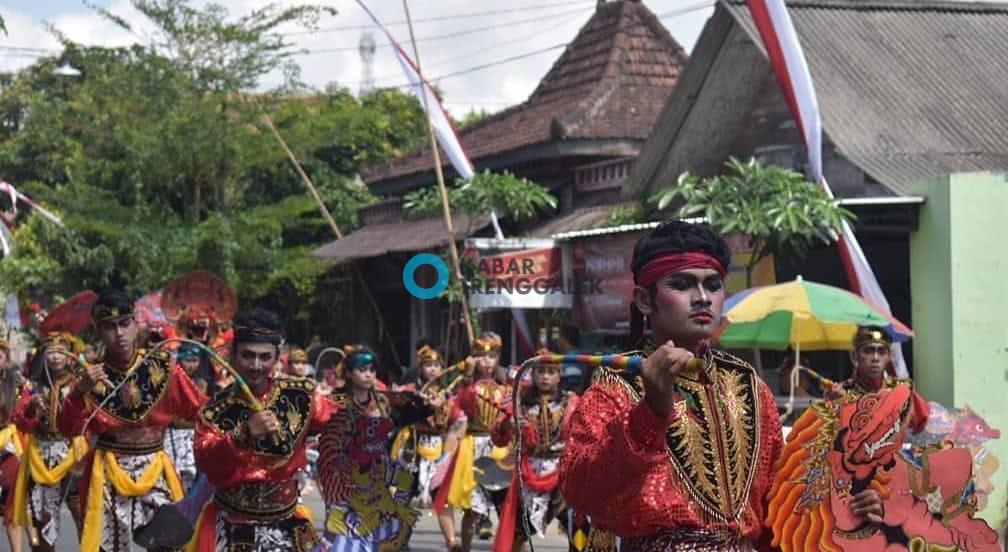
[910,172,1008,530]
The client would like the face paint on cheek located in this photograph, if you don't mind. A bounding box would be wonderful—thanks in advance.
[653,286,693,322]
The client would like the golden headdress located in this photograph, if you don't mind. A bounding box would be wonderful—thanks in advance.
[40,331,82,354]
[289,348,308,363]
[416,344,441,365]
[471,334,502,355]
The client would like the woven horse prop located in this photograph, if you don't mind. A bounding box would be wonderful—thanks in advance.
[767,384,999,552]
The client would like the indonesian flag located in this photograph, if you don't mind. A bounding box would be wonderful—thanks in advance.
[357,1,535,357]
[745,0,909,377]
[0,179,64,258]
[0,180,64,226]
[356,1,474,180]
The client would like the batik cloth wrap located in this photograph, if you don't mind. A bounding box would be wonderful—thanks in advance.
[11,435,88,546]
[56,349,207,552]
[184,500,317,552]
[165,425,197,490]
[79,448,184,551]
[390,429,449,506]
[492,390,578,552]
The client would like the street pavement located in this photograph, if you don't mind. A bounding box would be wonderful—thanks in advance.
[0,486,570,551]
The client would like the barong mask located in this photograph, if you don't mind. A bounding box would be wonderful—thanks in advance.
[767,385,1000,552]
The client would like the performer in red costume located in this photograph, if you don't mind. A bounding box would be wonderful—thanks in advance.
[827,325,928,431]
[315,345,435,551]
[189,307,333,552]
[389,345,466,548]
[491,349,578,552]
[11,331,87,551]
[58,289,208,552]
[0,338,25,552]
[435,335,510,552]
[560,221,884,551]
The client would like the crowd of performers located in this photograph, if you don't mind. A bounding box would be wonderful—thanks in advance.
[0,219,1000,552]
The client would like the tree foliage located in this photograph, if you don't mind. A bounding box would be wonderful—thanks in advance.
[402,170,556,223]
[0,1,429,342]
[456,108,491,130]
[650,157,855,284]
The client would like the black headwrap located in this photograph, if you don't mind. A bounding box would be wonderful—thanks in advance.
[92,289,135,324]
[232,307,283,348]
[629,220,732,342]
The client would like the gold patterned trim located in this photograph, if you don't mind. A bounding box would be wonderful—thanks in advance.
[596,348,763,526]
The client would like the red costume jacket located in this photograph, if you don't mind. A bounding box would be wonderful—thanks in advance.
[194,374,332,493]
[58,348,207,449]
[14,376,75,438]
[560,348,783,546]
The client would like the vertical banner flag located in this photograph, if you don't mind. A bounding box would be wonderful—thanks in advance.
[357,1,534,356]
[0,180,64,226]
[745,0,908,377]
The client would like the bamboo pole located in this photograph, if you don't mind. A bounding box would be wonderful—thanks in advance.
[401,0,475,346]
[259,110,402,369]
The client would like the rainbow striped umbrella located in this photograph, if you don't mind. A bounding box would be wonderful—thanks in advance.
[717,277,912,351]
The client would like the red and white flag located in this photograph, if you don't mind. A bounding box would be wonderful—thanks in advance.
[0,180,64,226]
[356,1,474,181]
[746,0,909,377]
[357,1,535,357]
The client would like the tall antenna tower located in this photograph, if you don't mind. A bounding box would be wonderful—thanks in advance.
[358,31,376,96]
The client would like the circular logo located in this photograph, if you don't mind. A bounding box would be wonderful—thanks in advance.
[403,253,450,299]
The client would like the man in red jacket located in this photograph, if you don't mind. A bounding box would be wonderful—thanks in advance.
[559,220,883,551]
[58,289,207,552]
[190,307,334,552]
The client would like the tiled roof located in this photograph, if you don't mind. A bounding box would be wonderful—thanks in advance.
[363,0,687,185]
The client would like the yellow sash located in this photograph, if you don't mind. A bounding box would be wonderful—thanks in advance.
[0,424,23,456]
[389,427,411,462]
[418,437,443,461]
[445,434,476,510]
[80,450,183,552]
[11,435,89,527]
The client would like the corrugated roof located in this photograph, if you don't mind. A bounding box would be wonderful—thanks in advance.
[362,0,687,185]
[627,0,1008,197]
[528,202,639,237]
[311,214,491,261]
[724,0,1008,195]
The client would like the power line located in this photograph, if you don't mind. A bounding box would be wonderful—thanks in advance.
[280,0,595,35]
[337,0,715,90]
[294,6,591,55]
[1,5,588,60]
[2,0,715,94]
[369,8,592,85]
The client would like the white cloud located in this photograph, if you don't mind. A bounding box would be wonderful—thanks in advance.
[2,1,715,117]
